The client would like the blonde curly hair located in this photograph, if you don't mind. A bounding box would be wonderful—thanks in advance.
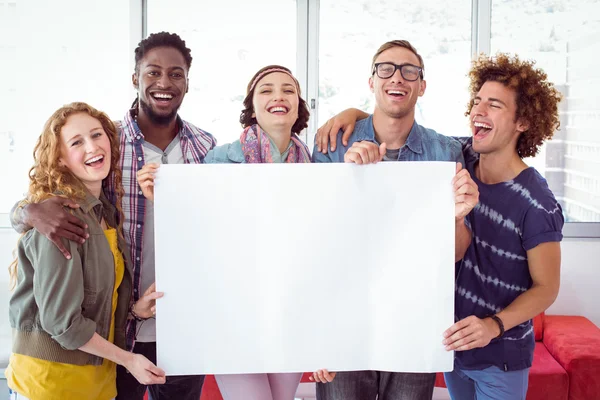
[9,102,125,289]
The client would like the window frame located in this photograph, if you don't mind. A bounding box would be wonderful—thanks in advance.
[2,0,597,237]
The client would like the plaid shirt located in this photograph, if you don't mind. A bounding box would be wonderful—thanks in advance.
[104,109,216,349]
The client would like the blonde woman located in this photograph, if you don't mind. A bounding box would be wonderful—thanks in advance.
[6,102,165,400]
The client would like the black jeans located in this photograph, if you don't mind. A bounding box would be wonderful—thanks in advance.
[116,342,205,400]
[316,370,436,400]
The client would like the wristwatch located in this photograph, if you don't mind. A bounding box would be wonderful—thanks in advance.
[489,315,505,338]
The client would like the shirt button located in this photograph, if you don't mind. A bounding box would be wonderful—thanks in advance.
[139,191,143,195]
[134,289,138,294]
[137,136,141,140]
[136,257,140,261]
[137,224,141,228]
[138,157,142,161]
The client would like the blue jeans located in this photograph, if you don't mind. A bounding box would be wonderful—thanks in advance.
[444,363,529,400]
[316,370,435,400]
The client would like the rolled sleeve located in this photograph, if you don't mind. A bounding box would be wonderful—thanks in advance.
[28,232,97,350]
[52,314,97,350]
[522,201,565,251]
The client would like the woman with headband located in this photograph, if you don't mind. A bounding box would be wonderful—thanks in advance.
[137,65,331,399]
[204,64,312,164]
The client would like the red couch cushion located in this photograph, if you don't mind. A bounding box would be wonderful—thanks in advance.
[543,315,600,400]
[526,342,569,400]
[200,375,223,400]
[533,313,545,342]
[435,372,447,388]
[300,372,313,382]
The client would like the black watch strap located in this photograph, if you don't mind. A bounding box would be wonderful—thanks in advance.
[489,315,505,338]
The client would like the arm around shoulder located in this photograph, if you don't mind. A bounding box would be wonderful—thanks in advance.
[10,199,32,234]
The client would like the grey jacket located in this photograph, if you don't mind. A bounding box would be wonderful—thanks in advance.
[9,190,133,366]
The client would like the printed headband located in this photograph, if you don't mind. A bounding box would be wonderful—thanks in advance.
[248,68,301,94]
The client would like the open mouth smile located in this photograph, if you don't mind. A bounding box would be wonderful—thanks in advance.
[473,121,493,139]
[267,106,289,115]
[151,92,175,103]
[385,89,407,98]
[84,154,105,167]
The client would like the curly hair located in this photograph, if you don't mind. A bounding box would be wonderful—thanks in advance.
[466,53,562,158]
[239,65,310,135]
[8,102,125,289]
[134,31,192,74]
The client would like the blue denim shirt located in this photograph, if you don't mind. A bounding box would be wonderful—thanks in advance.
[312,115,464,165]
[204,138,294,164]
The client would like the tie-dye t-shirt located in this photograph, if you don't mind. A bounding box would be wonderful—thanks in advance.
[454,138,564,371]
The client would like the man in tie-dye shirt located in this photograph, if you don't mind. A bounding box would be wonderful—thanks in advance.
[442,53,564,399]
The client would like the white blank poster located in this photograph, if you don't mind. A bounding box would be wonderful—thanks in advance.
[154,162,455,376]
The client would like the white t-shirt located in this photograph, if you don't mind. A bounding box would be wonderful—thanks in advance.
[136,137,184,342]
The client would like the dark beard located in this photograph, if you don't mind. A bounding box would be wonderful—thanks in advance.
[139,98,179,126]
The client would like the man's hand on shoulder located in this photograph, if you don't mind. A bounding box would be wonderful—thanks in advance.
[316,108,369,153]
[24,196,88,259]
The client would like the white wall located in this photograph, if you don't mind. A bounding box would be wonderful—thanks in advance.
[547,238,600,326]
[0,229,19,367]
[0,230,598,368]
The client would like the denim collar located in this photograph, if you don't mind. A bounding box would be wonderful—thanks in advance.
[356,114,423,154]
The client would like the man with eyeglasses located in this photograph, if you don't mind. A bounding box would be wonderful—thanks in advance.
[311,40,478,400]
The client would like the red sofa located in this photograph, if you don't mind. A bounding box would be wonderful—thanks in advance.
[435,314,600,400]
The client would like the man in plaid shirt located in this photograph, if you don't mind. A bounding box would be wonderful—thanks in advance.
[11,32,216,400]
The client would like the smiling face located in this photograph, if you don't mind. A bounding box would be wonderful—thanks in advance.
[59,112,111,195]
[369,46,426,120]
[470,81,529,156]
[133,46,188,125]
[251,72,299,134]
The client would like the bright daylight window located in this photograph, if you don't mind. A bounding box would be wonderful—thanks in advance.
[491,0,600,222]
[147,0,297,146]
[0,0,131,218]
[318,0,472,137]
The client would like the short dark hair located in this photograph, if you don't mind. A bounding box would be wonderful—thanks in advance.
[134,32,192,74]
[239,65,310,135]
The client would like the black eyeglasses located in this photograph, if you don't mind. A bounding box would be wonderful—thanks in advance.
[372,62,423,81]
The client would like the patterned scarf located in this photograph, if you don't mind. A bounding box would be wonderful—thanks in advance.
[240,124,311,163]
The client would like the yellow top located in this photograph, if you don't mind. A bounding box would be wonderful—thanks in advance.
[6,228,125,400]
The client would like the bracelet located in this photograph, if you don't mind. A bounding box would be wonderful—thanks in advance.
[489,315,505,338]
[129,305,148,322]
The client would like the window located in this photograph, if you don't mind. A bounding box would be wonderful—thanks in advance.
[318,0,472,137]
[491,0,600,223]
[147,0,297,146]
[0,0,132,217]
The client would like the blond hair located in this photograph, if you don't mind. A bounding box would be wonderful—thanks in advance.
[371,40,425,77]
[9,102,125,289]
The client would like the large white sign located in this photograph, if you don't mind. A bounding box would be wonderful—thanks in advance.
[154,162,455,376]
